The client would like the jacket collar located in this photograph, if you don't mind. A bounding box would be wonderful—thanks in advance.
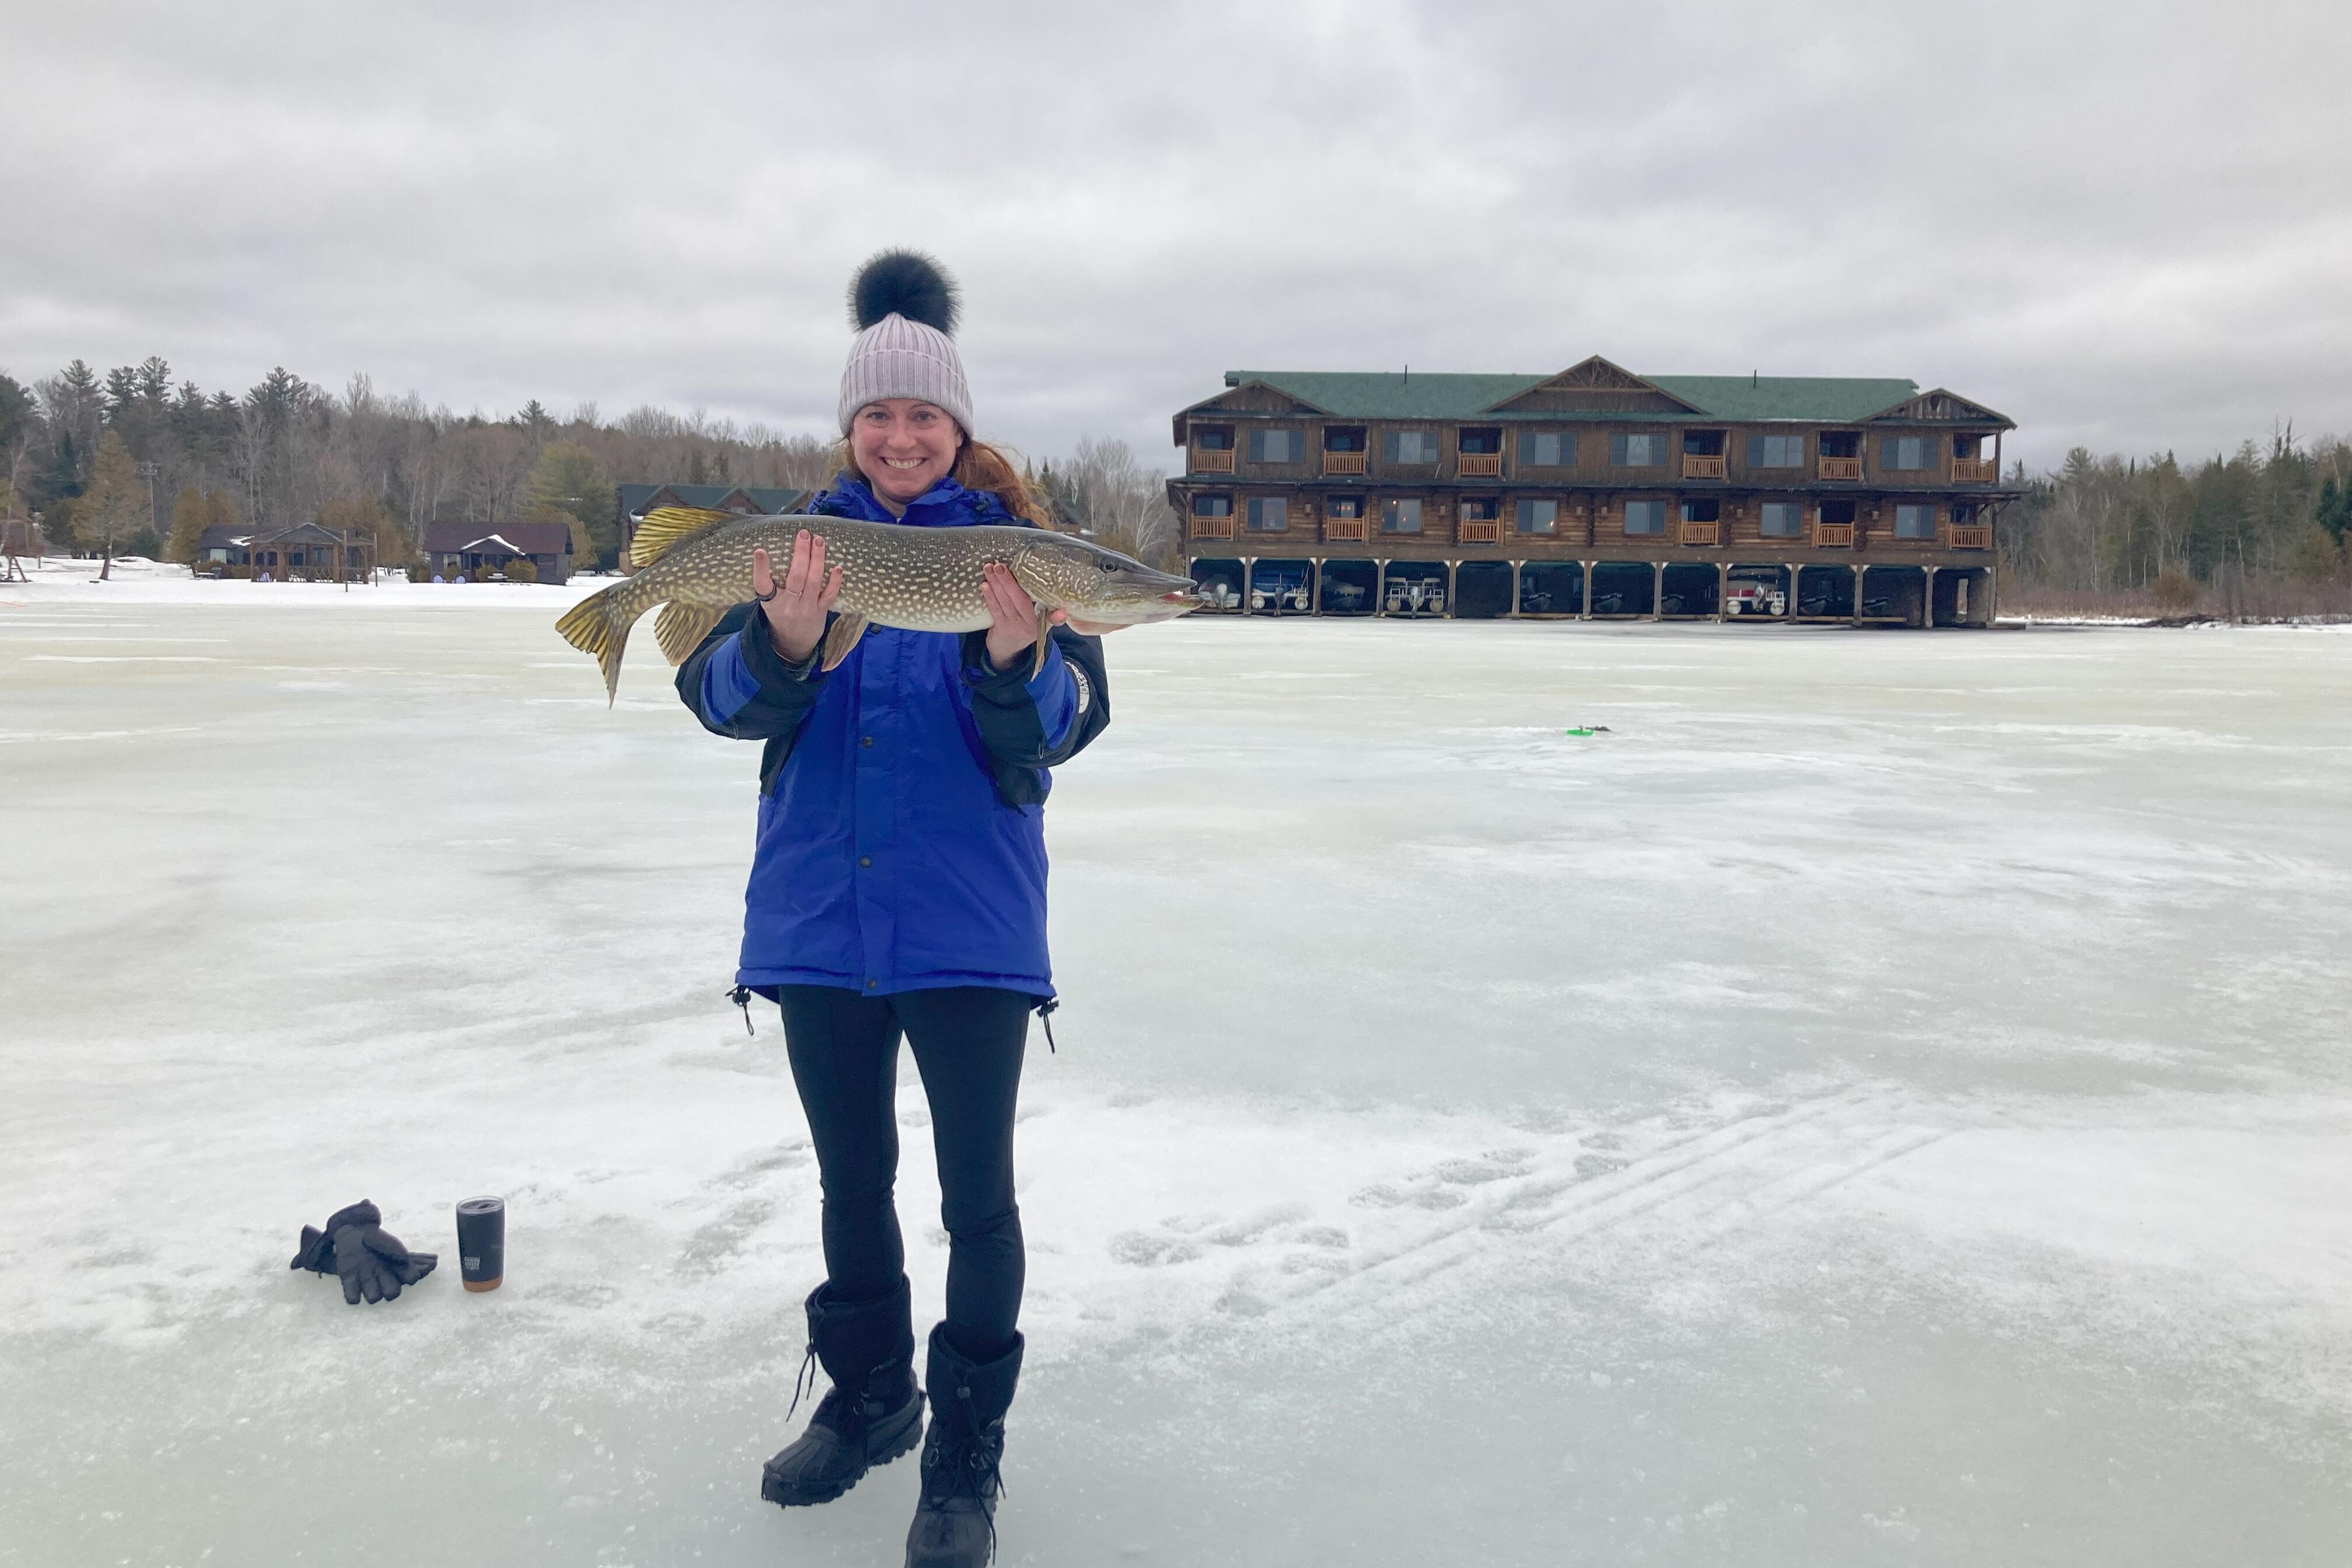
[809,472,1016,528]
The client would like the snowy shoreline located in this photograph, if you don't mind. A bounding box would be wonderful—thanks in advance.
[11,557,2350,630]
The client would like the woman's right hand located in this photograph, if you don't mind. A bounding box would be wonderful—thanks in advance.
[754,530,843,665]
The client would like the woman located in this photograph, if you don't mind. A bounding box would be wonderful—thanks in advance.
[675,251,1110,1568]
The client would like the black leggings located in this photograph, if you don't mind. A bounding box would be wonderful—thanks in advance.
[777,984,1030,1362]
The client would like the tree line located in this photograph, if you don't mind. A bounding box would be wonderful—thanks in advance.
[1998,428,2350,612]
[0,358,1183,573]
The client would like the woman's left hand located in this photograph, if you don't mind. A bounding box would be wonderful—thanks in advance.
[981,563,1065,671]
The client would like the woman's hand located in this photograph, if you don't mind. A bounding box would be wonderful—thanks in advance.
[981,563,1066,671]
[754,531,843,664]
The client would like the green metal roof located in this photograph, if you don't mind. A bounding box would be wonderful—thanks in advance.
[1218,370,1934,424]
[1647,375,1921,422]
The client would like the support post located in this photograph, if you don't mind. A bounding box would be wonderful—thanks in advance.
[1716,561,1729,623]
[1375,558,1388,617]
[1651,560,1665,622]
[1446,560,1459,618]
[1785,562,1799,620]
[1240,555,1256,615]
[1509,561,1522,619]
[1852,564,1865,626]
[1581,561,1593,619]
[1923,565,1938,629]
[1311,556,1323,615]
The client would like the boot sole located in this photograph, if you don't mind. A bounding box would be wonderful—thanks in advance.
[761,1394,926,1507]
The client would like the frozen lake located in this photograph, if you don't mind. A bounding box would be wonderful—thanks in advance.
[5,575,2349,1566]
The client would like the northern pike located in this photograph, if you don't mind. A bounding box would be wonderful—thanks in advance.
[555,505,1201,704]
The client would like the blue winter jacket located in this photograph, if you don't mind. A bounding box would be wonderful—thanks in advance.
[675,474,1110,1001]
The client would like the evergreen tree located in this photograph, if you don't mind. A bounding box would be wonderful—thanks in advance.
[526,440,617,566]
[2318,477,2350,547]
[165,484,208,563]
[72,430,146,576]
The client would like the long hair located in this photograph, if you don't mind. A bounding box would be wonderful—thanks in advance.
[832,435,1053,528]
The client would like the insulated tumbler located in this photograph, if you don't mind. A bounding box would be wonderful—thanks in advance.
[455,1197,505,1292]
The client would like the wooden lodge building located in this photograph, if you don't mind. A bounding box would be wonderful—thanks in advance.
[1166,356,2018,626]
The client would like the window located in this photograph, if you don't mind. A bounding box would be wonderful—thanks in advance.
[1193,426,1233,451]
[1461,498,1499,521]
[1327,496,1364,519]
[1247,496,1289,531]
[1624,501,1665,534]
[1760,501,1803,537]
[1249,429,1301,463]
[1682,430,1725,457]
[1324,426,1367,453]
[1610,433,1664,467]
[1895,504,1937,538]
[1523,431,1574,466]
[1192,494,1232,517]
[1515,498,1558,534]
[1748,434,1805,468]
[1680,499,1720,523]
[1381,498,1423,533]
[1881,435,1931,471]
[1459,428,1502,454]
[1952,435,1981,459]
[1383,430,1438,464]
[1818,431,1861,459]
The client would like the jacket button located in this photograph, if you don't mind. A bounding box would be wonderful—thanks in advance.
[861,736,874,747]
[866,979,878,989]
[859,856,872,867]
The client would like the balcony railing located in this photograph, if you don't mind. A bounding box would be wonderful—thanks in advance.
[1322,451,1367,477]
[1458,452,1503,478]
[1951,524,1993,550]
[1813,521,1855,547]
[1678,520,1720,547]
[1818,456,1862,481]
[1323,516,1368,543]
[1952,457,1997,483]
[1682,454,1727,480]
[1458,518,1502,544]
[1191,514,1235,541]
[1192,447,1235,474]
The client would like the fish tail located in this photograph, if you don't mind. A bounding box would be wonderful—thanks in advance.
[554,582,641,706]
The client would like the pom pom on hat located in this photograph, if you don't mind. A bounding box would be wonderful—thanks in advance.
[838,250,974,435]
[848,249,960,335]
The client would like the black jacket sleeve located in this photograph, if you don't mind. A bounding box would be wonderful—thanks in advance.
[958,624,1111,804]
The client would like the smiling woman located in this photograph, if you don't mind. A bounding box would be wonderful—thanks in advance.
[670,249,1123,1568]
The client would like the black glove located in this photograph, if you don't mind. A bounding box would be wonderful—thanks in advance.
[290,1200,438,1304]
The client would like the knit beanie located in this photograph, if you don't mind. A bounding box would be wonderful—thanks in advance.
[837,250,972,436]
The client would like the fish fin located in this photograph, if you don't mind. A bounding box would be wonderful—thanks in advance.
[631,507,735,568]
[554,582,639,707]
[817,610,869,672]
[1032,606,1054,677]
[653,600,724,666]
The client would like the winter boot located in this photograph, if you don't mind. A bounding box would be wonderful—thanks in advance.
[760,1276,925,1507]
[904,1324,1023,1568]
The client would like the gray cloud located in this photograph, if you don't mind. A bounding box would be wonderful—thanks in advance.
[4,0,2348,470]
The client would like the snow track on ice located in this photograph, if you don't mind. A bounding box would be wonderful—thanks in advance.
[1264,1084,1952,1325]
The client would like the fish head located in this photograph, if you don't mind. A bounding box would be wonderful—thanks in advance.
[1009,534,1203,628]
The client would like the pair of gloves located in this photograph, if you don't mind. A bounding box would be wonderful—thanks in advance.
[289,1200,438,1304]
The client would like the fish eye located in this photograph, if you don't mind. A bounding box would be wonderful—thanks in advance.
[1096,559,1120,572]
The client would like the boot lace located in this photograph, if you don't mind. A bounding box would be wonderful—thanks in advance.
[922,1411,1007,1560]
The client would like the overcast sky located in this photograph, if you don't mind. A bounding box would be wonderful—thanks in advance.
[4,0,2348,472]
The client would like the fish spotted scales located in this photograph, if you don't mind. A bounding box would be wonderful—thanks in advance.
[555,505,1201,703]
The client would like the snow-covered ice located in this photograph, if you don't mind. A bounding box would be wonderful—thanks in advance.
[5,567,2350,1565]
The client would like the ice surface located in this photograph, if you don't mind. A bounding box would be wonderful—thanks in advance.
[6,564,2351,1565]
